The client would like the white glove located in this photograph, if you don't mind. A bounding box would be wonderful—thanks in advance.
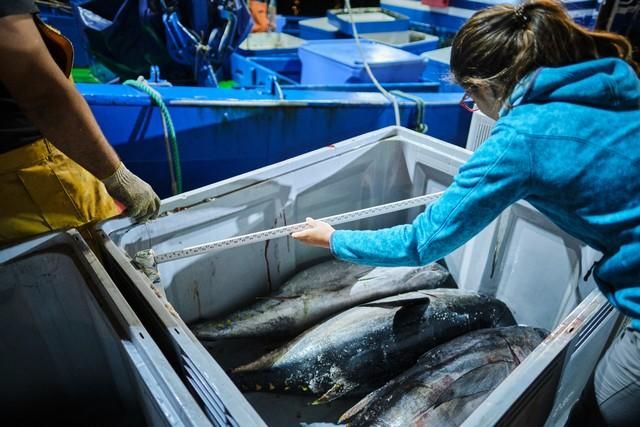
[102,162,161,221]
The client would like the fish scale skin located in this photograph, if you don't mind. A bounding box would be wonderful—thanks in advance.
[192,260,454,340]
[231,289,516,400]
[340,326,548,426]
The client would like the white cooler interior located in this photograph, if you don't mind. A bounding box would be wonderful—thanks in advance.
[106,127,613,426]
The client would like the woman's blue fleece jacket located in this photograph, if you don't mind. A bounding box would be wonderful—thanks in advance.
[330,58,640,329]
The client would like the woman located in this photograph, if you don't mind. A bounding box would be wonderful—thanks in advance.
[292,1,640,425]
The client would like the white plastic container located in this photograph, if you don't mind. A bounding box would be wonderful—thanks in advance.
[97,126,620,426]
[465,109,496,151]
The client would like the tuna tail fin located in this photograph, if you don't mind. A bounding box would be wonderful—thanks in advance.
[362,296,430,309]
[338,395,371,424]
[312,381,358,405]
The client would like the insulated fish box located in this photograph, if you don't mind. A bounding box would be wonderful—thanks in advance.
[97,126,620,426]
[298,39,425,84]
[0,231,210,426]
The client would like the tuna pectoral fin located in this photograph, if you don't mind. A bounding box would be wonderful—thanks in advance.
[312,381,359,405]
[362,296,430,309]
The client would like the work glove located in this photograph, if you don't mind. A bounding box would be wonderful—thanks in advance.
[102,162,161,222]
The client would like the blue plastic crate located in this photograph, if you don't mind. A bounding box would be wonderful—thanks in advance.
[299,17,341,40]
[381,0,469,33]
[230,53,299,86]
[327,7,410,35]
[381,0,598,33]
[449,0,597,12]
[299,39,425,85]
[81,83,471,196]
[421,46,462,92]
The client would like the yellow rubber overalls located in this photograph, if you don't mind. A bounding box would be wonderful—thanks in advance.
[0,17,121,246]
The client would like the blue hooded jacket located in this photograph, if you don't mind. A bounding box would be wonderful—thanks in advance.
[331,58,640,329]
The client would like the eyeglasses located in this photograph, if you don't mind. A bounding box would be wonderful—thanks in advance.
[459,92,479,113]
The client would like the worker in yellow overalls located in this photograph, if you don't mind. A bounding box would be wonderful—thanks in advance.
[0,1,160,246]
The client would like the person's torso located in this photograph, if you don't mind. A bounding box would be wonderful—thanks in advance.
[0,3,73,154]
[0,0,42,153]
[499,80,640,322]
[0,84,42,153]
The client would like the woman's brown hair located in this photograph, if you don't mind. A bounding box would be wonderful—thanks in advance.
[450,0,639,104]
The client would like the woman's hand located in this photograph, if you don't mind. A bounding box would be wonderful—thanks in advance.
[291,217,335,249]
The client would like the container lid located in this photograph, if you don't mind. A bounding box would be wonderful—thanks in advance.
[239,32,305,52]
[299,17,340,32]
[335,11,397,23]
[299,39,422,67]
[421,46,452,64]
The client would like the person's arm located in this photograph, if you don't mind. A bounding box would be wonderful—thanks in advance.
[0,14,118,178]
[294,125,533,266]
[0,14,160,220]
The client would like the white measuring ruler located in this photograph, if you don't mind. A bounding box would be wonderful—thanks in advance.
[152,191,443,264]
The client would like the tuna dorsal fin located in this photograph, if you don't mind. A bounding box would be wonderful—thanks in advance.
[312,381,358,405]
[362,296,431,309]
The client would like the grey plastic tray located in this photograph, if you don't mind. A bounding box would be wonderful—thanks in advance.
[0,230,210,426]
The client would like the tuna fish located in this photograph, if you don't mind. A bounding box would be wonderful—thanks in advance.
[339,326,548,426]
[192,260,455,340]
[231,289,516,403]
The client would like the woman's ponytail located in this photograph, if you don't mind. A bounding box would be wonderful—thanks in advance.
[451,0,639,104]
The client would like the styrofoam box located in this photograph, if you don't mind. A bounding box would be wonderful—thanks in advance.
[298,39,425,84]
[98,126,619,426]
[238,32,305,56]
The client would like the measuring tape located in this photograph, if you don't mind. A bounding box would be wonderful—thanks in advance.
[152,191,443,264]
